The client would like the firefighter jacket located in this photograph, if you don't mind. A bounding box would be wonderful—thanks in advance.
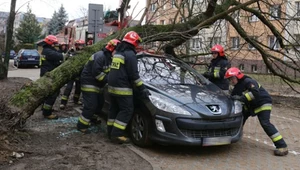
[81,48,112,93]
[206,56,229,90]
[231,75,272,115]
[40,44,64,77]
[108,42,145,96]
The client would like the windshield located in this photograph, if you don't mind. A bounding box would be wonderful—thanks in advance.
[138,56,204,86]
[23,50,39,56]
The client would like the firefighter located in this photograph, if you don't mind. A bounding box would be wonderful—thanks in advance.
[40,35,64,119]
[59,40,85,110]
[203,44,229,92]
[107,31,150,144]
[225,67,288,156]
[77,39,121,133]
[58,42,68,54]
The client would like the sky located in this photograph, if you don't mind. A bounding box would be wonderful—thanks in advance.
[0,0,145,20]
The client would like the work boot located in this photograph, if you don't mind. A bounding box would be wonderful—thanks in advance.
[110,136,130,144]
[74,100,82,105]
[59,104,66,110]
[274,147,288,156]
[90,115,102,125]
[44,114,58,120]
[77,121,90,134]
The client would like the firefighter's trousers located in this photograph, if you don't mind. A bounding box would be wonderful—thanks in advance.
[61,78,81,105]
[107,95,134,137]
[80,91,104,122]
[42,90,60,116]
[243,110,287,148]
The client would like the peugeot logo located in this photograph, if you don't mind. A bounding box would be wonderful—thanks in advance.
[207,105,221,114]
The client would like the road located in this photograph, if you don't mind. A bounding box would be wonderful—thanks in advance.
[7,62,300,170]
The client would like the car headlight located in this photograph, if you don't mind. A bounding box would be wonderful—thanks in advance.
[233,100,243,114]
[149,93,192,115]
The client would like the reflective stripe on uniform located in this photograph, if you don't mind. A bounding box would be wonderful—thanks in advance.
[134,78,143,87]
[107,119,115,126]
[113,120,127,130]
[89,54,95,61]
[79,115,90,125]
[245,92,255,101]
[270,132,283,142]
[96,72,106,81]
[108,86,133,95]
[74,94,80,98]
[214,67,220,78]
[254,104,272,114]
[81,85,101,93]
[104,68,110,73]
[43,103,52,110]
[61,95,68,101]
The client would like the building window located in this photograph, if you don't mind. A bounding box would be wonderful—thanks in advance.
[251,65,257,73]
[169,18,173,24]
[232,11,240,23]
[161,0,165,9]
[296,2,300,17]
[231,37,240,50]
[180,17,184,23]
[267,68,272,74]
[208,37,221,47]
[150,3,156,11]
[191,38,202,49]
[269,35,280,50]
[239,64,245,71]
[249,8,259,22]
[160,20,165,25]
[248,36,257,50]
[171,0,176,8]
[270,5,281,20]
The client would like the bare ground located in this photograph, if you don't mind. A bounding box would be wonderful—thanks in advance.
[0,77,152,170]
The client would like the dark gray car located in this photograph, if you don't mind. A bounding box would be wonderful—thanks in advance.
[103,52,243,147]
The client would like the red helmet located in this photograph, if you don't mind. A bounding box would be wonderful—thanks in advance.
[44,35,58,45]
[211,44,225,57]
[122,31,142,47]
[225,67,244,79]
[105,39,120,52]
[75,39,85,45]
[59,42,67,46]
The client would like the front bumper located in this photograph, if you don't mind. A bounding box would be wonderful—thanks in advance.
[150,114,243,146]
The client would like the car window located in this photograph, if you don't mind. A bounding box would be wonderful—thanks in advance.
[138,57,203,85]
[22,50,39,56]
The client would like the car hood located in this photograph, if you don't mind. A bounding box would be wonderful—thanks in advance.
[147,83,233,118]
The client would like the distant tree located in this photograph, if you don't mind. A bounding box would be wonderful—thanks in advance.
[48,5,68,35]
[15,5,42,44]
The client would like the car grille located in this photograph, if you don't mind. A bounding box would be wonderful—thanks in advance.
[179,128,239,139]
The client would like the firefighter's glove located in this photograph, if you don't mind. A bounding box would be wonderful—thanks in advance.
[231,95,245,102]
[203,71,213,79]
[140,88,151,99]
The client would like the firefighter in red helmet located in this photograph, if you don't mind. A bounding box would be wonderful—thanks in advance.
[59,39,85,110]
[40,35,64,119]
[225,67,288,156]
[203,44,230,92]
[77,39,121,133]
[107,31,150,143]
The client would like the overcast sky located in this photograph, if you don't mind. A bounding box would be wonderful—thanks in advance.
[0,0,145,20]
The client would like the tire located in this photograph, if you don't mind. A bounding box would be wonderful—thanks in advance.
[129,109,152,147]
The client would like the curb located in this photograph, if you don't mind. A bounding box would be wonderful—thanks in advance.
[73,107,160,170]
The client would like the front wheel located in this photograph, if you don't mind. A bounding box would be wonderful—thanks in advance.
[129,110,152,147]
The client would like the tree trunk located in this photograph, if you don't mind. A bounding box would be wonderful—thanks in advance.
[0,0,16,80]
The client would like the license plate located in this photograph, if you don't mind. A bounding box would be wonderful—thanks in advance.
[28,58,35,60]
[202,136,231,146]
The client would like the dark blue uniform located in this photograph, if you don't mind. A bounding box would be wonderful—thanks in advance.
[231,75,287,149]
[107,42,146,138]
[40,44,63,117]
[205,56,229,90]
[77,48,113,127]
